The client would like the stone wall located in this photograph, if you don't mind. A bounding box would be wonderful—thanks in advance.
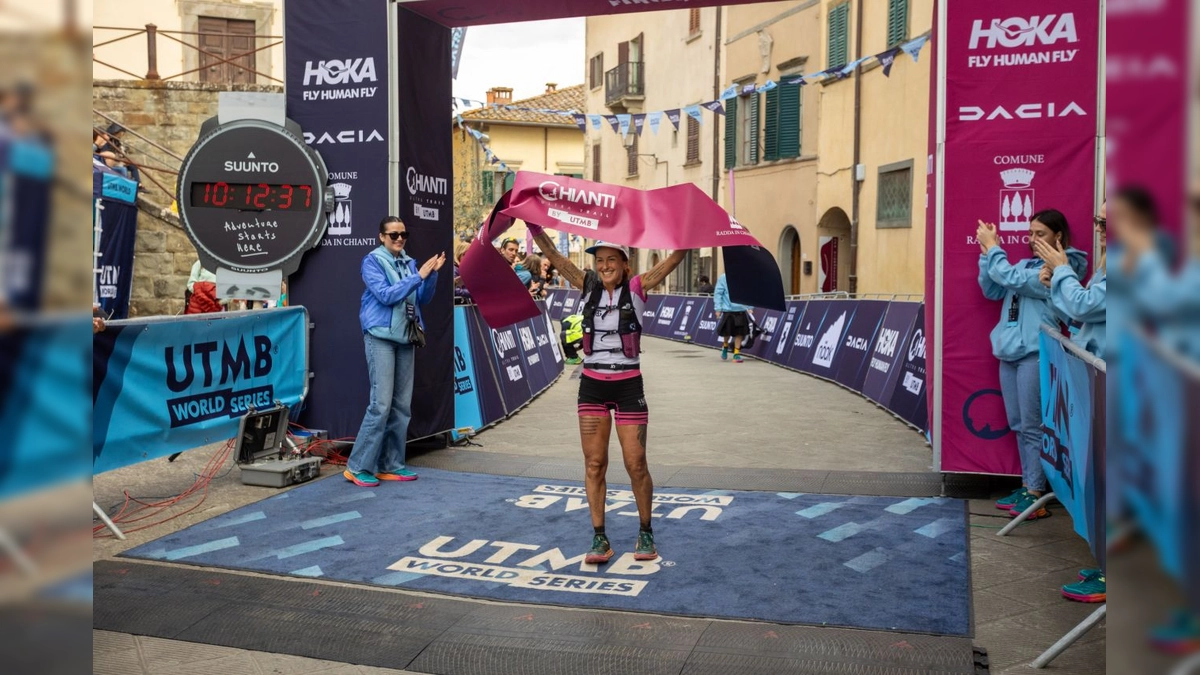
[93,79,283,316]
[128,197,196,317]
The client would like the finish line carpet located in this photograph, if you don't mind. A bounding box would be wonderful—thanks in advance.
[122,468,971,636]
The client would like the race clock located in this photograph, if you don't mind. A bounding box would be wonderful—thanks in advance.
[177,112,333,276]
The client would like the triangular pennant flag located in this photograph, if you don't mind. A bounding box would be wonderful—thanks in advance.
[589,114,602,130]
[759,80,778,92]
[719,84,738,100]
[879,48,899,77]
[740,83,757,95]
[461,98,472,108]
[605,115,620,133]
[665,109,681,130]
[901,35,929,63]
[781,75,806,86]
[572,114,588,132]
[648,111,662,134]
[616,113,632,138]
[701,100,725,115]
[684,104,703,122]
[632,113,646,136]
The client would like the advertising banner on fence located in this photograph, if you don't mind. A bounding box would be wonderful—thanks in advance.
[861,302,921,406]
[768,302,806,365]
[691,302,721,348]
[930,0,1100,473]
[649,296,685,338]
[285,0,390,440]
[560,290,582,319]
[745,308,784,361]
[1038,331,1096,547]
[784,300,831,373]
[0,321,90,500]
[490,321,533,415]
[889,305,929,431]
[669,296,708,342]
[832,300,888,392]
[452,307,483,435]
[93,308,309,474]
[465,307,507,427]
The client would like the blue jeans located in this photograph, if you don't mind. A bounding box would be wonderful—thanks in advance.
[348,333,415,474]
[998,354,1047,492]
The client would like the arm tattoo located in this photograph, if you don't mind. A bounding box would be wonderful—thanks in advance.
[579,416,603,436]
[636,424,647,449]
[641,250,688,291]
[534,233,586,289]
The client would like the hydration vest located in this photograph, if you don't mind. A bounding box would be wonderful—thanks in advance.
[580,271,642,359]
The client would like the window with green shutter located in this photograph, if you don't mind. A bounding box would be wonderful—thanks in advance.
[741,93,760,166]
[876,160,913,228]
[828,3,849,70]
[480,171,494,205]
[504,172,515,191]
[724,96,737,169]
[887,0,908,47]
[764,81,802,161]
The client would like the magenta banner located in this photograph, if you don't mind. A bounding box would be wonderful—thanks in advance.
[931,1,1100,474]
[1107,0,1189,236]
[461,173,785,328]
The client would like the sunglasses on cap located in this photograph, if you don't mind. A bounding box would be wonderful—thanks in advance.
[384,231,410,241]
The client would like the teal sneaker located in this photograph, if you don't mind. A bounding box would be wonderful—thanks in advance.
[584,533,614,565]
[721,345,729,360]
[1008,492,1050,520]
[995,487,1027,510]
[1061,570,1105,603]
[377,468,418,481]
[633,530,657,561]
[1150,609,1200,655]
[343,469,379,487]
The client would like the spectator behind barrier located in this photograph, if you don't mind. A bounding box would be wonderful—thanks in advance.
[452,240,472,304]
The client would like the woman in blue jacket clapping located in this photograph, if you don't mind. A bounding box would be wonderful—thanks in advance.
[976,210,1087,521]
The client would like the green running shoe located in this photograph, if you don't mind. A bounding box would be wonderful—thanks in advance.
[584,533,614,565]
[633,530,657,561]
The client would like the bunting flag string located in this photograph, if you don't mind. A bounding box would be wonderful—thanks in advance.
[451,34,928,137]
[455,115,515,176]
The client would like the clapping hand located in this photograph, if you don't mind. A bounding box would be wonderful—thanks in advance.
[975,220,999,253]
[1032,238,1069,271]
[419,252,447,279]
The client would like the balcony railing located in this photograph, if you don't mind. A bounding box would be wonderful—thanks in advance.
[93,24,282,85]
[604,61,644,107]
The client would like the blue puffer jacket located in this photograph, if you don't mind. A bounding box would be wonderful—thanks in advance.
[359,246,438,342]
[978,245,1087,362]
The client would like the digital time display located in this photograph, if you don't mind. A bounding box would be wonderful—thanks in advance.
[190,182,314,211]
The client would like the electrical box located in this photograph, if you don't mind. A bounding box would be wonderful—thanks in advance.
[234,404,322,488]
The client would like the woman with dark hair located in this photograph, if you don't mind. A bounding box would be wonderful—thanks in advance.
[344,216,445,487]
[523,252,546,298]
[977,209,1087,520]
[530,226,689,565]
[1036,201,1107,358]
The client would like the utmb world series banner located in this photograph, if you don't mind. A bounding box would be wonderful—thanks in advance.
[93,308,309,474]
[928,1,1101,474]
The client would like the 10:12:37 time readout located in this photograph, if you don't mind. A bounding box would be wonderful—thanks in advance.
[190,181,313,211]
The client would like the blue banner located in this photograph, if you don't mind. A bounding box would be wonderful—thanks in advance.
[861,302,921,405]
[0,320,91,500]
[744,308,784,360]
[465,306,507,427]
[833,300,888,392]
[648,295,684,337]
[1038,331,1097,547]
[451,307,482,436]
[668,297,709,342]
[761,303,801,365]
[95,192,138,320]
[886,305,928,431]
[93,308,309,474]
[286,0,392,439]
[691,301,721,348]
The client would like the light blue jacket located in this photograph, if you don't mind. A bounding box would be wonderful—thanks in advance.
[978,246,1087,362]
[1050,265,1106,358]
[359,246,438,342]
[1133,251,1200,365]
[713,274,750,313]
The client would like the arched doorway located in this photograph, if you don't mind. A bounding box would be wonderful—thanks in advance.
[778,226,802,295]
[817,208,852,292]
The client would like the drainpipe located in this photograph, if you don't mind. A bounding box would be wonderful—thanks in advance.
[710,7,723,282]
[849,0,863,295]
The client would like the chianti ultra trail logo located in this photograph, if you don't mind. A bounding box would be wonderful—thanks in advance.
[387,485,734,597]
[163,335,276,428]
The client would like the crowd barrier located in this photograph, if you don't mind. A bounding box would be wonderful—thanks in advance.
[92,307,310,474]
[452,300,565,437]
[1036,328,1107,571]
[544,288,928,433]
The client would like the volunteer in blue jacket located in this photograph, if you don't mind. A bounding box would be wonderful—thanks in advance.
[1034,202,1107,358]
[344,216,445,487]
[532,228,687,565]
[977,210,1087,520]
[713,273,751,363]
